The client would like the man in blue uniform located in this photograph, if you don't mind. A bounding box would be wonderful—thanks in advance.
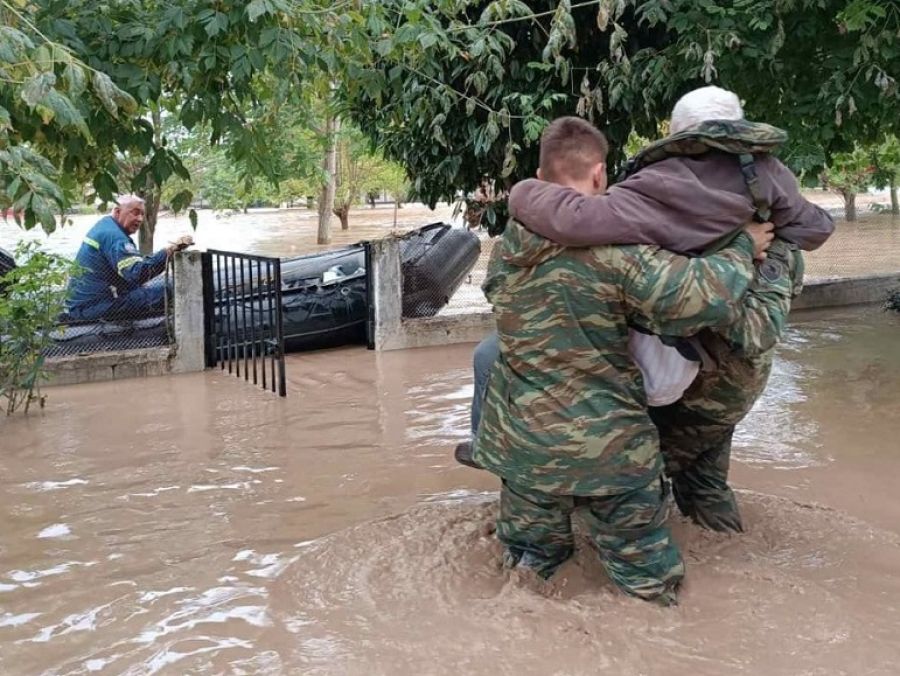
[66,195,193,321]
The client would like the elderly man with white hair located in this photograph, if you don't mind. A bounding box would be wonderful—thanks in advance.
[66,195,193,321]
[458,85,834,534]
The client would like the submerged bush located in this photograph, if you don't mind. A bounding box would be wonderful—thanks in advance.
[0,243,74,414]
[884,288,900,314]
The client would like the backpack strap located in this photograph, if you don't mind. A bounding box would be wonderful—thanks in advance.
[738,153,772,222]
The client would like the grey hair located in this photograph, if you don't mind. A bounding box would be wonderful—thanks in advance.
[114,194,145,210]
[670,86,744,134]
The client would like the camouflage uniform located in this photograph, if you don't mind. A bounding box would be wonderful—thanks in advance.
[650,237,805,532]
[473,221,758,604]
[625,122,815,533]
[614,121,819,533]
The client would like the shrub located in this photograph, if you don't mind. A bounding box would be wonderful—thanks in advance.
[884,288,900,314]
[0,243,75,414]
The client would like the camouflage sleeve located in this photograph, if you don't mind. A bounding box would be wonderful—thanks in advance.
[717,239,804,355]
[621,232,755,337]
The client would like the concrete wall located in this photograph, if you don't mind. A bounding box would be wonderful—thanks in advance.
[45,347,175,386]
[793,273,900,311]
[44,251,208,386]
[171,250,206,373]
[369,235,497,351]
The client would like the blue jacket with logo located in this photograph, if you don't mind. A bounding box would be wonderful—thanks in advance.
[66,216,168,315]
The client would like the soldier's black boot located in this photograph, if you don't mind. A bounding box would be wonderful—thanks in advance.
[454,441,483,469]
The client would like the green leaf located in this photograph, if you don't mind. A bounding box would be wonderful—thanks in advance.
[93,172,119,201]
[90,71,120,117]
[170,189,193,212]
[419,32,438,50]
[63,62,86,95]
[43,90,91,138]
[247,0,270,22]
[20,73,56,108]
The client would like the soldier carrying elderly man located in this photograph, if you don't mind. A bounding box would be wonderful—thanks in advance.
[459,86,834,605]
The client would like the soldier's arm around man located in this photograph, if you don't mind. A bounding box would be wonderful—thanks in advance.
[621,224,772,338]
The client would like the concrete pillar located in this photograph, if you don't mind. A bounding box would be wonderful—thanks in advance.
[370,236,403,350]
[171,250,207,373]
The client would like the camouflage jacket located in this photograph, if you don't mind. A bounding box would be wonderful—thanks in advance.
[472,221,757,496]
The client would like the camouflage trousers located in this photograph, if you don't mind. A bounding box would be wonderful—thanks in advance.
[498,477,684,605]
[649,349,775,533]
[647,239,800,532]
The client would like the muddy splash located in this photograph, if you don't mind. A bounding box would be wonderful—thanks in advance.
[273,492,900,676]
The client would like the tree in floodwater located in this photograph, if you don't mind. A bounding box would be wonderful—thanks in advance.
[873,135,900,216]
[1,0,352,244]
[331,125,410,231]
[821,145,876,222]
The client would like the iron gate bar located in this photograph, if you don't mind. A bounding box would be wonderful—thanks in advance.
[248,260,258,386]
[272,260,286,397]
[234,256,241,378]
[201,253,216,369]
[364,241,375,350]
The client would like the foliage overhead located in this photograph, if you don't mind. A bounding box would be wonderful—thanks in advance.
[345,0,900,215]
[2,0,898,234]
[1,0,350,232]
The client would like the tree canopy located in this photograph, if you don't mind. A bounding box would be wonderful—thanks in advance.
[2,0,898,235]
[345,0,899,219]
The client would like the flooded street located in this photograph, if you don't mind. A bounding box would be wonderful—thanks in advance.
[1,306,899,674]
[0,204,458,261]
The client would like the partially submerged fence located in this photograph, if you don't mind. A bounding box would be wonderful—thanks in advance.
[203,250,287,397]
[45,265,175,359]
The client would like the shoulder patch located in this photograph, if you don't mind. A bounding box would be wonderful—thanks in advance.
[124,243,139,254]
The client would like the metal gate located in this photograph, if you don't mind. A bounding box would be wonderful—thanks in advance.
[202,250,287,396]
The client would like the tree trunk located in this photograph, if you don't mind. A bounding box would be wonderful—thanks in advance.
[890,176,898,216]
[333,203,350,230]
[317,115,340,245]
[138,190,161,255]
[843,190,857,222]
[138,108,163,255]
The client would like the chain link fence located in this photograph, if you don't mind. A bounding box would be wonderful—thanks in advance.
[804,204,900,280]
[437,229,495,316]
[46,260,175,358]
[0,244,175,359]
[399,223,482,319]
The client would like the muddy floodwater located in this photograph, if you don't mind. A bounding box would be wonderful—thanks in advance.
[1,306,900,675]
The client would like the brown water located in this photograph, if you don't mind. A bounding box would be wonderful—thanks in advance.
[1,306,899,674]
[0,204,457,260]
